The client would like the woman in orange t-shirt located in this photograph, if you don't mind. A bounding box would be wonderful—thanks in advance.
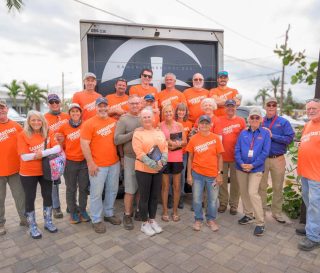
[57,103,90,224]
[18,111,62,239]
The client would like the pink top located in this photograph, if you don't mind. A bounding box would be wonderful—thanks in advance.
[160,121,183,163]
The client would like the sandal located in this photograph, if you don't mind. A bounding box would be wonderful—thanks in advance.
[172,214,180,222]
[161,215,170,222]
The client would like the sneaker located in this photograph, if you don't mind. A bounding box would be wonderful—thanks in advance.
[298,237,320,251]
[193,221,202,231]
[134,210,142,221]
[178,196,184,209]
[254,225,265,236]
[0,224,6,236]
[149,220,163,234]
[218,205,227,213]
[93,222,106,234]
[104,215,121,225]
[123,214,134,230]
[230,207,238,215]
[272,214,286,224]
[141,222,156,236]
[167,195,173,209]
[238,215,254,225]
[70,213,81,224]
[53,207,63,219]
[19,218,29,227]
[79,211,91,222]
[206,220,219,232]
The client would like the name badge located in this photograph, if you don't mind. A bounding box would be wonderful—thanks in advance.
[248,150,254,158]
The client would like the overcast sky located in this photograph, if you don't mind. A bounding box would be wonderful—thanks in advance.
[0,0,319,103]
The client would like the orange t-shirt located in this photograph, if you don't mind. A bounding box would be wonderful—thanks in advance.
[132,129,168,173]
[186,132,224,177]
[183,87,209,122]
[72,90,102,121]
[18,131,56,176]
[58,122,84,162]
[129,84,158,102]
[106,93,129,119]
[209,87,238,117]
[193,115,222,135]
[220,116,246,162]
[80,115,119,167]
[44,112,69,133]
[297,120,320,181]
[158,88,186,110]
[0,120,23,176]
[177,119,193,153]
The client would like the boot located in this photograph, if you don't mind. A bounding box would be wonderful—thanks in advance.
[26,211,42,239]
[43,207,58,233]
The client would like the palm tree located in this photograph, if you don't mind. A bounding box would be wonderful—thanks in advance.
[33,88,48,111]
[270,77,280,101]
[255,88,270,106]
[6,0,23,12]
[22,82,47,111]
[3,79,22,110]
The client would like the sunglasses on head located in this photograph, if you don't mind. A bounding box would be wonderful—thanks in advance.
[193,78,203,82]
[142,74,152,79]
[266,103,277,107]
[49,100,60,105]
[250,116,260,120]
[306,98,320,103]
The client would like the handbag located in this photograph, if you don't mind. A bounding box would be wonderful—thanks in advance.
[42,136,66,183]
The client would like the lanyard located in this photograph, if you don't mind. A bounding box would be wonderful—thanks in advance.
[249,130,259,150]
[263,115,278,129]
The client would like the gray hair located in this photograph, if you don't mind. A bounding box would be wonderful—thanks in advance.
[164,73,176,81]
[24,110,48,138]
[192,73,204,80]
[141,107,154,118]
[201,98,217,111]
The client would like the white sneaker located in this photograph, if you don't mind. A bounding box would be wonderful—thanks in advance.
[150,220,163,234]
[141,223,156,236]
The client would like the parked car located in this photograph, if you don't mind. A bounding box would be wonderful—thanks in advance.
[8,108,26,126]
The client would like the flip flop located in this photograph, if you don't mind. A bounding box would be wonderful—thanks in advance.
[172,214,180,222]
[161,215,170,222]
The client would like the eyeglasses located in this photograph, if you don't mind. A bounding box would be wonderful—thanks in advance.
[142,74,152,79]
[250,116,260,120]
[306,98,320,103]
[266,103,277,107]
[193,78,203,82]
[49,100,60,105]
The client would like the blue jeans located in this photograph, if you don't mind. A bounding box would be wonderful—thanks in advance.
[301,177,320,242]
[89,162,120,224]
[52,183,60,209]
[192,170,219,221]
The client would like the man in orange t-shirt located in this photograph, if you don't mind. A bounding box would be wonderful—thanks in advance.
[80,97,121,233]
[209,71,240,117]
[106,78,129,120]
[44,93,69,219]
[72,72,102,121]
[0,99,27,235]
[186,115,224,232]
[297,99,320,251]
[158,73,186,112]
[218,100,246,215]
[183,73,209,123]
[129,69,158,103]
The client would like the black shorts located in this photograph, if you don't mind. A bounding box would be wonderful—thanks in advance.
[162,162,184,174]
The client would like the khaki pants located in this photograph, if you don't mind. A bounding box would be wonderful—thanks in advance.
[259,156,286,217]
[237,170,264,226]
[0,173,26,224]
[219,162,239,208]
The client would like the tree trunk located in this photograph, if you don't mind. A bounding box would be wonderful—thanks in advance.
[315,50,320,99]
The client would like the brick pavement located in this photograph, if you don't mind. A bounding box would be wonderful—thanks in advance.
[1,182,320,273]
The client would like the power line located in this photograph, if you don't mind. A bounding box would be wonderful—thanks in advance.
[225,54,279,71]
[175,0,273,50]
[233,71,281,81]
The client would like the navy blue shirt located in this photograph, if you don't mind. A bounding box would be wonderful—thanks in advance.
[235,127,271,173]
[262,115,295,156]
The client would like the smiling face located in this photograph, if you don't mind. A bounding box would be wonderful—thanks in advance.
[198,120,211,133]
[225,104,236,117]
[140,109,154,129]
[96,103,108,118]
[306,101,320,121]
[163,105,174,121]
[48,100,61,112]
[248,115,261,129]
[0,104,8,122]
[115,80,127,96]
[165,75,176,89]
[141,70,153,86]
[84,77,97,91]
[265,101,277,118]
[192,73,204,89]
[128,96,141,115]
[29,114,43,132]
[202,102,214,116]
[69,108,81,122]
[217,76,228,87]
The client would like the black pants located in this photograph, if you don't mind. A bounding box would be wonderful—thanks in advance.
[300,199,306,224]
[136,170,162,222]
[64,159,89,213]
[20,176,52,212]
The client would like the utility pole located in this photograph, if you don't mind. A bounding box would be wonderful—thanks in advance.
[62,72,65,104]
[315,50,320,99]
[280,24,290,115]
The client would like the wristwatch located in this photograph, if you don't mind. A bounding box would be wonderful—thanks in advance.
[218,170,223,174]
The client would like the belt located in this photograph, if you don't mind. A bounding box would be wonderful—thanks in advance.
[268,154,284,158]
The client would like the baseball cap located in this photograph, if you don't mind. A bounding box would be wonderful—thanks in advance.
[47,94,61,102]
[249,108,262,117]
[0,99,7,107]
[95,97,108,106]
[225,99,236,106]
[83,72,96,81]
[68,103,82,113]
[265,97,277,105]
[198,115,211,123]
[218,71,228,77]
[144,94,155,102]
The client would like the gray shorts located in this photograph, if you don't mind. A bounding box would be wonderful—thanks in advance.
[124,156,138,194]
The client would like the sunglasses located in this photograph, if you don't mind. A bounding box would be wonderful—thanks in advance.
[306,98,320,103]
[193,78,203,82]
[250,116,260,120]
[266,103,277,107]
[142,74,152,79]
[49,100,60,105]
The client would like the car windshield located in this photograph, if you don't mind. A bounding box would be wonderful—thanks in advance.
[8,108,21,118]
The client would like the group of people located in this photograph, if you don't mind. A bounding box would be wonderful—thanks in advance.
[0,68,319,252]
